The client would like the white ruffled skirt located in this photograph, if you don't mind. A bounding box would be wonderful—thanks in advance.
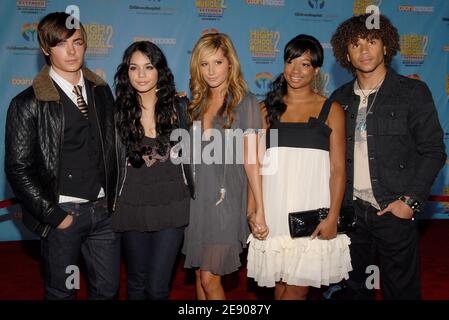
[246,147,352,288]
[247,234,352,288]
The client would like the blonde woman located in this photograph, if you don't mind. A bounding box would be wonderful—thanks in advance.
[182,33,265,300]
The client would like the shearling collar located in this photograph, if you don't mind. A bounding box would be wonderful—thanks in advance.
[32,64,107,102]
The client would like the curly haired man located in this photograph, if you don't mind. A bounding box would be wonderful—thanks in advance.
[330,14,446,300]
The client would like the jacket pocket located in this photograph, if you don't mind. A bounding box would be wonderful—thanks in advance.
[377,110,408,135]
[378,160,406,195]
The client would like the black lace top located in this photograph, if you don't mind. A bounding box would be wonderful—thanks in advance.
[112,136,190,232]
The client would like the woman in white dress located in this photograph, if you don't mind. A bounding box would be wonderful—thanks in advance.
[246,34,352,300]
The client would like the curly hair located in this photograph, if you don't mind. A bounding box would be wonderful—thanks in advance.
[114,41,177,152]
[188,33,248,129]
[264,34,323,128]
[331,14,399,74]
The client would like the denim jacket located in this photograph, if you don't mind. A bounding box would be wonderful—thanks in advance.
[330,68,446,209]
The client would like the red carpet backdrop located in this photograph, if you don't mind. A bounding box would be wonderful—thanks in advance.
[0,220,448,300]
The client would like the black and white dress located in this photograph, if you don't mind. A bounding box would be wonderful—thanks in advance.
[247,99,352,288]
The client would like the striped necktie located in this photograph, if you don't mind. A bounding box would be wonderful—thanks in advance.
[72,85,89,119]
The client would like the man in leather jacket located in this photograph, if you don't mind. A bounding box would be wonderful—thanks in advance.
[329,14,446,299]
[5,12,120,299]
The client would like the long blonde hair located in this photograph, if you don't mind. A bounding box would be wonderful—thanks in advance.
[188,33,248,128]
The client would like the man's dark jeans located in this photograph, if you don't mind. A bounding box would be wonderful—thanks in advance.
[41,198,121,300]
[346,198,421,300]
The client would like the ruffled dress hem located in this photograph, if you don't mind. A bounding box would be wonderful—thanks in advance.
[247,234,352,288]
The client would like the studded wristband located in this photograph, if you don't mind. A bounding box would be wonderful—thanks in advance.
[398,196,423,213]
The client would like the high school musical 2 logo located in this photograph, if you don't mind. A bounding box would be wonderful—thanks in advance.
[353,0,382,15]
[400,34,429,66]
[311,72,330,96]
[195,0,226,20]
[84,23,114,57]
[250,29,280,64]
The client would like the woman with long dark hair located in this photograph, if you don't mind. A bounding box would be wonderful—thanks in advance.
[112,41,194,300]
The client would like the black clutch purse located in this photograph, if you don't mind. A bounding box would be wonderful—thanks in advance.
[288,206,357,238]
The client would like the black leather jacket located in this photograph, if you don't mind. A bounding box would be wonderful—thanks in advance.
[5,65,117,237]
[330,68,446,209]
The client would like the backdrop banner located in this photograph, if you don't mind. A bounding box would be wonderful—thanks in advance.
[1,0,448,240]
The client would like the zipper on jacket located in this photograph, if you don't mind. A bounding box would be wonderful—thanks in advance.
[114,127,128,211]
[91,85,109,206]
[44,100,64,236]
[114,128,120,211]
[119,158,128,199]
[55,101,64,200]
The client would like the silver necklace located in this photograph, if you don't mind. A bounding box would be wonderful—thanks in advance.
[356,76,385,104]
[356,77,385,131]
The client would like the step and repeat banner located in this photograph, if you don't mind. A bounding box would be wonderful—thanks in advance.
[1,0,448,240]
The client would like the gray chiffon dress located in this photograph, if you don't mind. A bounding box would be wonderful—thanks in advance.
[182,92,262,275]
